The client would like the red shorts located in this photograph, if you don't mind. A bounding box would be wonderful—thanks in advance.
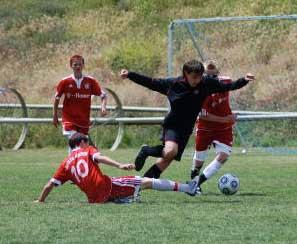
[63,122,89,135]
[109,176,142,200]
[195,128,233,151]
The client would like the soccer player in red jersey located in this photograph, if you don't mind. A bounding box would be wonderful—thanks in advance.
[35,133,200,203]
[191,60,237,193]
[53,55,107,148]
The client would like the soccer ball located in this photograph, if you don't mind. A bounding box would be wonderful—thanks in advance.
[218,173,240,195]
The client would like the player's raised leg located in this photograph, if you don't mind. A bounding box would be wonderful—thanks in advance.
[197,141,231,187]
[143,140,178,178]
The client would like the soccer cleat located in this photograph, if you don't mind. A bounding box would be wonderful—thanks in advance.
[112,196,134,204]
[134,145,149,171]
[186,176,200,196]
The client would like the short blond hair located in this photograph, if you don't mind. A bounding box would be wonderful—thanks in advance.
[204,60,219,74]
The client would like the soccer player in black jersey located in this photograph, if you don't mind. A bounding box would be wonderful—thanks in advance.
[120,60,254,178]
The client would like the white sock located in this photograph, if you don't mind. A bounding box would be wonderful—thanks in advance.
[203,159,222,179]
[191,158,196,171]
[152,179,190,193]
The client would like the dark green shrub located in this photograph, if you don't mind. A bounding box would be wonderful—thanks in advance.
[106,38,162,76]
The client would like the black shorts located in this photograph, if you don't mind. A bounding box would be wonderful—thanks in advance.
[161,128,191,161]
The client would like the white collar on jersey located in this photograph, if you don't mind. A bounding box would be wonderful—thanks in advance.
[71,74,85,89]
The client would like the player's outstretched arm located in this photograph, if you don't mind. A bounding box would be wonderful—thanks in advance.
[207,73,255,94]
[34,181,55,203]
[94,154,135,171]
[120,69,173,95]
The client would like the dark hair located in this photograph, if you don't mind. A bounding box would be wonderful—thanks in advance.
[70,55,85,66]
[69,132,88,149]
[182,59,204,76]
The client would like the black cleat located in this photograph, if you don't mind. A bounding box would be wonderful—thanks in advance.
[134,145,148,171]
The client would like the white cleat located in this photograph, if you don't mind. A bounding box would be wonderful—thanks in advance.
[186,176,200,196]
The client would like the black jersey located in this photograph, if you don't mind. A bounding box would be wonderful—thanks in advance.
[127,72,249,134]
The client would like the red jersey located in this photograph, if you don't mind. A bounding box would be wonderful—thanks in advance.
[55,75,102,128]
[197,75,233,131]
[51,146,112,203]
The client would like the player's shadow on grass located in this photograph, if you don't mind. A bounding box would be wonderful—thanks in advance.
[136,191,267,205]
[204,192,267,197]
[139,199,243,204]
[198,199,242,204]
[236,192,267,196]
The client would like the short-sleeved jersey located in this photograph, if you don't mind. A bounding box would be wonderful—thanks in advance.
[197,76,233,131]
[51,146,112,203]
[55,75,102,128]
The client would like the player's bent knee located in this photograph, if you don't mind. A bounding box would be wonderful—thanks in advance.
[163,148,177,160]
[164,141,178,157]
[216,152,229,163]
[194,150,208,162]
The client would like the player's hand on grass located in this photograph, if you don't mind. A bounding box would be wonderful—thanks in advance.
[120,69,129,79]
[53,114,59,127]
[118,164,135,171]
[245,73,255,81]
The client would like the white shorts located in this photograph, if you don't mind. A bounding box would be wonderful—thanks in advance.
[193,141,232,161]
[109,176,142,203]
[62,129,76,139]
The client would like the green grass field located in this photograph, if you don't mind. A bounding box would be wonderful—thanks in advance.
[0,148,296,243]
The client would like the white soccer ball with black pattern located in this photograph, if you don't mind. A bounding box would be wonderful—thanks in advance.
[218,173,240,195]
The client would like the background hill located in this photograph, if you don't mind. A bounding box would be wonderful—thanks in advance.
[0,0,296,105]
